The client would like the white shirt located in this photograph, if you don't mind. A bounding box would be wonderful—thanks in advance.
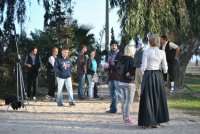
[48,56,56,67]
[141,47,168,73]
[161,41,178,51]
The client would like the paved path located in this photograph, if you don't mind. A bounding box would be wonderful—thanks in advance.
[0,96,200,134]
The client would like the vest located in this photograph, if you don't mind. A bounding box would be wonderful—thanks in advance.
[161,41,176,63]
[26,54,41,73]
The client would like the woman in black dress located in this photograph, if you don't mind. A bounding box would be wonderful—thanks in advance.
[138,34,169,128]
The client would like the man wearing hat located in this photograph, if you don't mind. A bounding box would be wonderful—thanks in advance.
[105,40,122,113]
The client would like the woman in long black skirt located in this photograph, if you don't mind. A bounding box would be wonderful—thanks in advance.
[138,34,169,128]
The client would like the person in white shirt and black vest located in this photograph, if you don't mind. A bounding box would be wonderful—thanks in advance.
[46,47,58,101]
[160,34,180,93]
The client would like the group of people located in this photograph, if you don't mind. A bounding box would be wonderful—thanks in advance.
[104,34,179,128]
[24,33,180,128]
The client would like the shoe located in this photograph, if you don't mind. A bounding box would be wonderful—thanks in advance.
[78,97,85,100]
[46,95,51,100]
[106,110,117,113]
[69,101,75,106]
[94,95,99,98]
[33,97,37,101]
[124,117,137,125]
[57,104,64,107]
[51,97,56,101]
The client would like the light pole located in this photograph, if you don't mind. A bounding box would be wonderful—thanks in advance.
[105,0,109,61]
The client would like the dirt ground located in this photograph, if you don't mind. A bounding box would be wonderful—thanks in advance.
[0,90,200,134]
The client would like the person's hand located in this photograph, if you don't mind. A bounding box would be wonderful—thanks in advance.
[26,64,32,68]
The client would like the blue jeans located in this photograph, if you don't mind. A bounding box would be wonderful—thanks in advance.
[56,77,74,105]
[77,74,85,98]
[108,80,121,112]
[120,82,135,119]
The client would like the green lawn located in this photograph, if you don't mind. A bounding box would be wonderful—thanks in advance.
[167,76,200,115]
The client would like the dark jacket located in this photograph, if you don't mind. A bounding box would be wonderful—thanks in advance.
[87,58,96,75]
[134,49,143,68]
[108,51,122,81]
[119,56,136,83]
[77,51,87,74]
[25,54,42,78]
[54,56,73,79]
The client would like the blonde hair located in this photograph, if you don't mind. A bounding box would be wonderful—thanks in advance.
[149,34,160,47]
[124,45,136,57]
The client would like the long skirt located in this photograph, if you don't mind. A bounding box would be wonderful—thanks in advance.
[138,70,169,126]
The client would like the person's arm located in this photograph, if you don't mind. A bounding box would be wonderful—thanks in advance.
[141,51,147,73]
[54,59,62,77]
[169,42,180,60]
[161,51,168,74]
[78,53,86,66]
[48,56,55,67]
[24,55,32,68]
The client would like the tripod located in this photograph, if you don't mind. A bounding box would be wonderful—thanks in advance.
[7,27,36,112]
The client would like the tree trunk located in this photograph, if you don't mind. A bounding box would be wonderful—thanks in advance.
[175,37,200,89]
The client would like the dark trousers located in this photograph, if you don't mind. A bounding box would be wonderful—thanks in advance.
[26,73,38,97]
[47,72,57,97]
[164,63,175,82]
[94,82,98,97]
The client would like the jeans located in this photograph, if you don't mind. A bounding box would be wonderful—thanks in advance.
[77,74,85,98]
[120,82,135,118]
[56,77,74,105]
[108,80,120,112]
[87,74,95,99]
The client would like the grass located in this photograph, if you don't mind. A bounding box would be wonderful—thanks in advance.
[167,75,200,115]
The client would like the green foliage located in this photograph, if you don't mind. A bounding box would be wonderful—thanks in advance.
[168,76,200,115]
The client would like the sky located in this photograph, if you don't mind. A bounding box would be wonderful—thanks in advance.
[19,0,120,43]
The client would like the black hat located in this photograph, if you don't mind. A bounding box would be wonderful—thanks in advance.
[110,40,118,46]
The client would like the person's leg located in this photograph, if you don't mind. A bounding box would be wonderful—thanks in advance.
[26,73,32,98]
[119,85,125,119]
[64,77,74,103]
[32,76,38,98]
[77,74,85,99]
[93,82,99,98]
[87,74,95,99]
[47,73,56,97]
[124,84,135,118]
[56,77,65,106]
[168,64,175,92]
[107,80,119,113]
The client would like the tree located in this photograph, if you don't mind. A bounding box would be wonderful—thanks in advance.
[110,0,200,89]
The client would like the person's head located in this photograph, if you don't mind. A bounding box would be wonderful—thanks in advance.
[52,47,58,56]
[124,45,136,57]
[30,47,38,56]
[137,41,144,50]
[110,40,118,52]
[81,45,87,53]
[149,34,160,47]
[61,47,69,58]
[90,50,96,58]
[160,34,168,45]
